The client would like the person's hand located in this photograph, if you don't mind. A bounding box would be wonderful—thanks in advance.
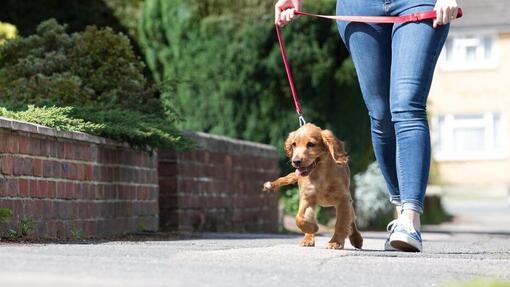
[275,0,303,27]
[433,0,459,28]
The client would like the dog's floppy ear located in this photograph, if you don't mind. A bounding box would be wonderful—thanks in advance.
[321,129,349,165]
[284,131,296,158]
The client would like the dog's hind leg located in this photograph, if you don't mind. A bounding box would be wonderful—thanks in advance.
[348,221,363,249]
[296,198,318,247]
[327,199,353,250]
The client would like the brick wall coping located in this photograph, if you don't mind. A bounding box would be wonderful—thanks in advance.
[0,116,128,147]
[0,117,279,157]
[183,131,278,158]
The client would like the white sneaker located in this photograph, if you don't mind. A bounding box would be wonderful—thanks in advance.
[384,219,398,251]
[389,221,423,252]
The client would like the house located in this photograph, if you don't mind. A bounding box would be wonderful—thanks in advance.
[428,0,510,197]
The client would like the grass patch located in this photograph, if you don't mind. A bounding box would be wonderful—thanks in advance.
[443,279,510,287]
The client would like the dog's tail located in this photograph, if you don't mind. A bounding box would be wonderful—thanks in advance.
[349,221,363,249]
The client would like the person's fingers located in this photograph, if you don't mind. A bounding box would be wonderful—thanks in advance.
[275,0,287,26]
[292,0,303,11]
[289,9,295,21]
[285,10,291,22]
[274,4,281,25]
[447,6,458,22]
[434,7,443,28]
[274,0,301,26]
[442,7,450,24]
[280,10,288,25]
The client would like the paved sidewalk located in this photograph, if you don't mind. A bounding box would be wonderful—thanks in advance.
[0,199,509,287]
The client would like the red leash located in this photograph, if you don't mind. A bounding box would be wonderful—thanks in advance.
[276,8,463,126]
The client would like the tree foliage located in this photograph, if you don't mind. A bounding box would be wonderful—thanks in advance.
[139,0,372,174]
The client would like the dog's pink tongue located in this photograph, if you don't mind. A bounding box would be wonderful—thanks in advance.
[295,168,306,176]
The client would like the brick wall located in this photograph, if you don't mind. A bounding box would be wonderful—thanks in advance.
[0,117,158,239]
[159,132,280,233]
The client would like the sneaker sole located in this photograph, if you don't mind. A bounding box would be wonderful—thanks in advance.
[384,240,398,251]
[390,232,422,252]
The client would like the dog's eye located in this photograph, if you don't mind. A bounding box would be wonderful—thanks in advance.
[307,142,315,148]
[292,142,296,147]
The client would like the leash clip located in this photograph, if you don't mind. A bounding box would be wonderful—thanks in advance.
[298,114,306,126]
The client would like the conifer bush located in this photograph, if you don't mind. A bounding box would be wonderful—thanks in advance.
[0,19,187,151]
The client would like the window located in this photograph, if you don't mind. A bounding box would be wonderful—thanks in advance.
[439,32,498,70]
[432,113,508,161]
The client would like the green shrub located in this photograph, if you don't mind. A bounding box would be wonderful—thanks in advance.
[0,19,160,114]
[0,0,134,37]
[19,218,34,237]
[0,208,13,240]
[280,187,332,226]
[0,22,17,45]
[0,19,188,151]
[354,162,394,230]
[280,188,300,216]
[0,208,12,224]
[0,104,188,151]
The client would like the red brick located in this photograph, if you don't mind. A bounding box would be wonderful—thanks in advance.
[0,133,8,152]
[56,181,66,198]
[27,137,37,155]
[38,180,48,198]
[17,178,29,197]
[24,157,33,175]
[7,134,19,153]
[0,176,7,197]
[18,136,30,154]
[33,158,43,177]
[65,182,75,199]
[6,178,18,197]
[64,142,73,159]
[45,141,55,158]
[47,181,56,198]
[84,164,93,180]
[1,155,14,175]
[68,163,77,180]
[38,140,49,157]
[42,160,53,178]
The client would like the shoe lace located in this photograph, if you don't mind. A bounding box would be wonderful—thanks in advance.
[386,219,399,232]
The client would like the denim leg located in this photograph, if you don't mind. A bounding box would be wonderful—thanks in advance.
[389,3,450,214]
[336,0,401,204]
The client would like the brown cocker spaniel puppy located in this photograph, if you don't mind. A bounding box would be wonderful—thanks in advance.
[263,123,363,250]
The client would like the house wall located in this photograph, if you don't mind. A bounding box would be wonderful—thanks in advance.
[428,32,510,188]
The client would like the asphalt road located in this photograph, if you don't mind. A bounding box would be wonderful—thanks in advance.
[0,199,509,287]
[0,230,509,287]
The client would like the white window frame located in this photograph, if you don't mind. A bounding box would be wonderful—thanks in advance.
[432,113,509,161]
[439,30,499,71]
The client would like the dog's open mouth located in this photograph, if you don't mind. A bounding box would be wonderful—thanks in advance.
[294,159,319,177]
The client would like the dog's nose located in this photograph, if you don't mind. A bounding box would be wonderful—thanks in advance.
[292,159,302,166]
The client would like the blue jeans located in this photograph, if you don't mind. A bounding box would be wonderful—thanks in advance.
[336,0,449,214]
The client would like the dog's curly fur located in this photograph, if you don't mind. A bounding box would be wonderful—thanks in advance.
[263,123,363,249]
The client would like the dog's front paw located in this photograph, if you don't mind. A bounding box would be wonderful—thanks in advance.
[262,181,273,192]
[326,241,345,250]
[299,238,315,247]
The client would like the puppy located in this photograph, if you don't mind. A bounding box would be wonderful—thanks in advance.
[263,123,363,249]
